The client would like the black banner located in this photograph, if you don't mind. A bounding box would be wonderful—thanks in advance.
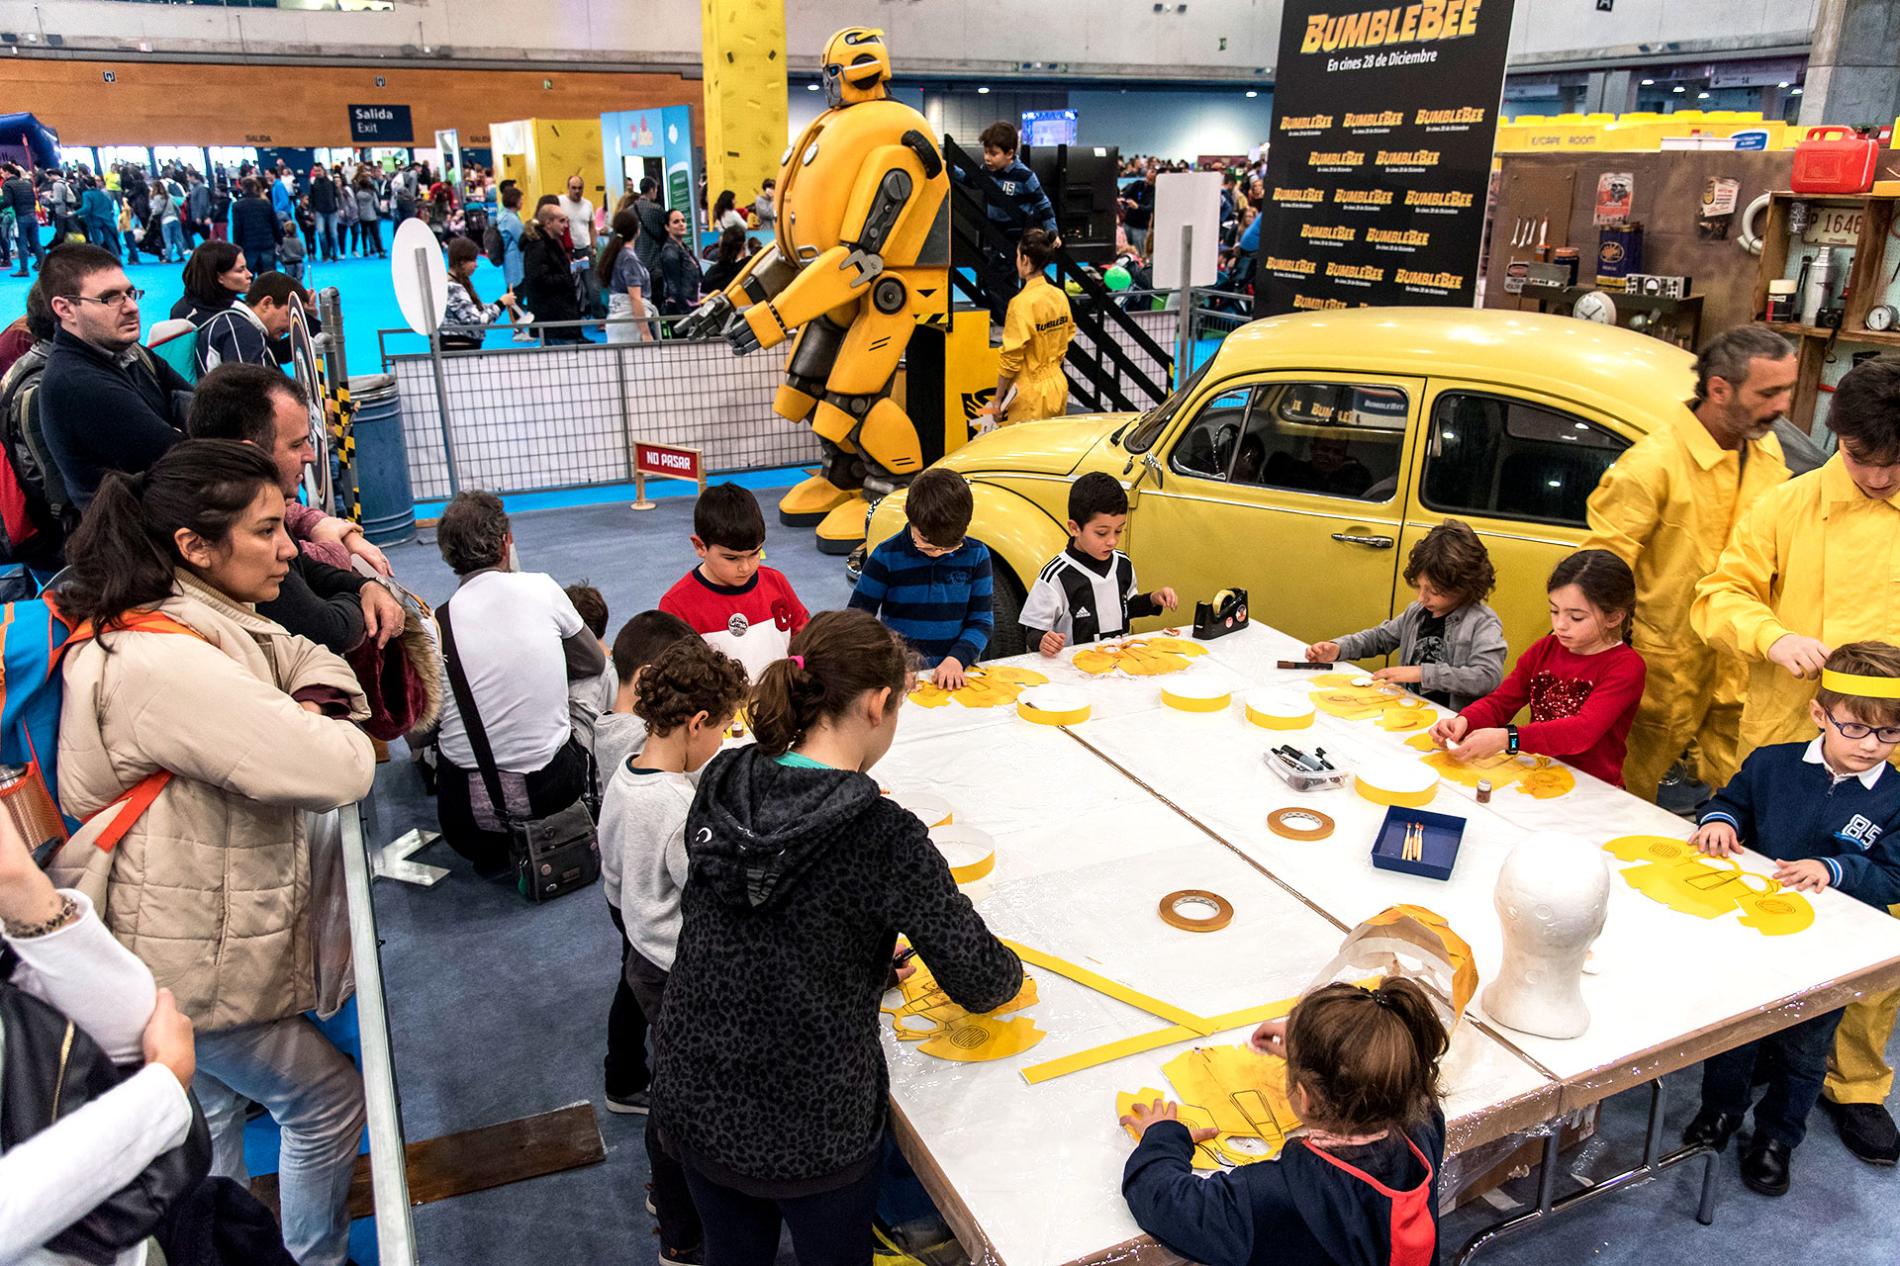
[1255,0,1514,317]
[348,104,414,144]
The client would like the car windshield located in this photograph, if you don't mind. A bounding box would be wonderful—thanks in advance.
[1122,355,1217,454]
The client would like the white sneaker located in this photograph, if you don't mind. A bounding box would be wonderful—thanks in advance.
[512,310,537,342]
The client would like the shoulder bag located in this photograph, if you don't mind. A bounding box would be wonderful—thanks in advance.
[0,977,213,1264]
[436,600,599,902]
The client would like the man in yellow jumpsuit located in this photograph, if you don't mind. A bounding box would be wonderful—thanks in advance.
[1583,326,1794,802]
[1692,356,1900,1166]
[978,228,1073,428]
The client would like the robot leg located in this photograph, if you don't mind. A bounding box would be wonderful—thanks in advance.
[776,311,864,526]
[807,288,924,554]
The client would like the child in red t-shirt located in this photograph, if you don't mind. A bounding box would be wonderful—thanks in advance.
[1429,550,1646,787]
[659,483,809,681]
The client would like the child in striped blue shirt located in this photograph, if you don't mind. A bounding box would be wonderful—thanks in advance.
[848,468,994,688]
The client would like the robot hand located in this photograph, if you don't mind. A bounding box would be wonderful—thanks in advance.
[725,311,763,356]
[676,293,734,342]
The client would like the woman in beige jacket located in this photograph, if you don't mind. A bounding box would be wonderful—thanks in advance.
[50,440,376,1266]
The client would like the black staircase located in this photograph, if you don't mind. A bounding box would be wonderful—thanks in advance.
[941,135,1177,414]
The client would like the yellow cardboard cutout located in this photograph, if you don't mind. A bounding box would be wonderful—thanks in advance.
[1601,835,1811,934]
[1423,750,1576,800]
[1737,890,1817,936]
[1073,637,1208,678]
[884,955,1046,1061]
[910,665,1049,709]
[1116,1042,1303,1170]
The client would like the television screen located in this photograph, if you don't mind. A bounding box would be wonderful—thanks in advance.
[1021,109,1079,147]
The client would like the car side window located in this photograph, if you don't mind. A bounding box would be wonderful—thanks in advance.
[1223,382,1410,502]
[1420,391,1629,527]
[1169,388,1254,481]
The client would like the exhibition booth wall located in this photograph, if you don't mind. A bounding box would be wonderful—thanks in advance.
[5,58,705,151]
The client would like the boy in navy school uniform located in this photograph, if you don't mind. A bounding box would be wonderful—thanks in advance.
[847,467,994,688]
[1684,640,1900,1197]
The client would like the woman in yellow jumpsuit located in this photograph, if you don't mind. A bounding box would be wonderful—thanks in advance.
[983,228,1073,427]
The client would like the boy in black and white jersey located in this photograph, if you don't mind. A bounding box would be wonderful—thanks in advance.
[1022,471,1178,656]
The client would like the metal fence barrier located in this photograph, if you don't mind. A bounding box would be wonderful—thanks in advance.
[378,316,824,502]
[377,290,1258,504]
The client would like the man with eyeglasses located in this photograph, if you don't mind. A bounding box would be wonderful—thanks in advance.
[37,243,191,514]
[1694,354,1900,1168]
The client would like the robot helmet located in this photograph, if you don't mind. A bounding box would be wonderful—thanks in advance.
[822,27,892,108]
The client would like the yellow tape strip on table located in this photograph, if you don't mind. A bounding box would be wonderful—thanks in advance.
[1002,940,1211,1033]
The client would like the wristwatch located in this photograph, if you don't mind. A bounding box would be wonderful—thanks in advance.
[1506,724,1520,756]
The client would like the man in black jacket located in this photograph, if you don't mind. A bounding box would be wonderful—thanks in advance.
[307,167,340,262]
[38,244,191,513]
[228,177,282,275]
[2,164,43,277]
[185,363,403,654]
[633,177,669,276]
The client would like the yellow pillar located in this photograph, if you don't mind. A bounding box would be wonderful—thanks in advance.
[699,0,788,229]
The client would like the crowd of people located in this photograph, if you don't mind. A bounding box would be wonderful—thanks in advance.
[3,125,1900,1266]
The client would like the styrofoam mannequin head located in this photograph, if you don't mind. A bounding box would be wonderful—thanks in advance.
[1482,834,1609,1039]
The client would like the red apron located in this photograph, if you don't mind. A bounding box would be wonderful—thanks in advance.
[1303,1132,1436,1266]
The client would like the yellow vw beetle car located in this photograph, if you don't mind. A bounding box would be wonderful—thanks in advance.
[855,307,1697,660]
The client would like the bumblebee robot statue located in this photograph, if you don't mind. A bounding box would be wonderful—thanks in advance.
[680,26,950,553]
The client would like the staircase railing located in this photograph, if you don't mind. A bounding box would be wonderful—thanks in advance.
[941,135,1176,413]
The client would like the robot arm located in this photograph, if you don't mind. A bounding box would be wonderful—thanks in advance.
[675,242,799,341]
[726,142,933,356]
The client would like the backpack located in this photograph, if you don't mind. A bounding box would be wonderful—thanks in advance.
[483,220,506,267]
[147,320,202,386]
[0,602,203,858]
[0,346,66,563]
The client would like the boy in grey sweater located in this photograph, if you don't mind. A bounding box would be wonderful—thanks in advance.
[1305,519,1507,710]
[597,637,749,1259]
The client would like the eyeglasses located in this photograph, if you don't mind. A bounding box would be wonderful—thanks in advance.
[69,287,144,310]
[1824,711,1900,744]
[909,526,963,556]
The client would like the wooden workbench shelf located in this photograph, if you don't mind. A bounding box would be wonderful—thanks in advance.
[1754,191,1900,431]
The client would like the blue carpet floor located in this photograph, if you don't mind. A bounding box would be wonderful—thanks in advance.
[355,497,1900,1265]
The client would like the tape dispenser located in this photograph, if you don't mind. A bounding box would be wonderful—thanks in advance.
[1193,587,1250,642]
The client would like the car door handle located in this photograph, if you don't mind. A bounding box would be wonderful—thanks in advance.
[1331,532,1395,549]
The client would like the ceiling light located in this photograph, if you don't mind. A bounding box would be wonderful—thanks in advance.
[805,83,819,91]
[1671,85,1685,93]
[1640,78,1654,86]
[1777,81,1790,88]
[1245,90,1258,98]
[1791,87,1803,95]
[977,86,991,94]
[1696,91,1710,99]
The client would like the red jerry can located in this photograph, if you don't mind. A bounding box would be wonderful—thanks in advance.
[1791,126,1880,195]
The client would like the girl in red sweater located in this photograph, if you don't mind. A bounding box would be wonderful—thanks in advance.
[1429,550,1646,787]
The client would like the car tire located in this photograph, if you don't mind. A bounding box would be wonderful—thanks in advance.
[984,566,1027,661]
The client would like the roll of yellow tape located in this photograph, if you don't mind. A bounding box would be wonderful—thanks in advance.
[1355,760,1439,808]
[1017,684,1092,727]
[888,789,954,829]
[929,824,997,885]
[1244,689,1315,730]
[1162,675,1232,713]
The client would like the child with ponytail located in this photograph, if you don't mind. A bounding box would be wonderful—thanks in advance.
[1121,977,1450,1266]
[650,610,1022,1262]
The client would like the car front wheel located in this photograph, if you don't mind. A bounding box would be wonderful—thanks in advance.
[985,565,1027,661]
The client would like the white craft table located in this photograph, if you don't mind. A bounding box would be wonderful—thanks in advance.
[874,624,1900,1266]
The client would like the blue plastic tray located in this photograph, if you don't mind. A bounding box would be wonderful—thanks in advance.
[1370,806,1466,881]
